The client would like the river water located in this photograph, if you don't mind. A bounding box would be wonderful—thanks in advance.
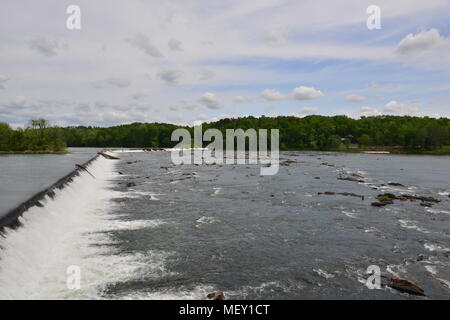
[0,150,449,299]
[0,148,100,216]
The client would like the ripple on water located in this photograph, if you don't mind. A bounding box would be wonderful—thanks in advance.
[195,216,220,228]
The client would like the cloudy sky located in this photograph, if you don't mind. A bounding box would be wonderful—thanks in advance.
[0,0,449,127]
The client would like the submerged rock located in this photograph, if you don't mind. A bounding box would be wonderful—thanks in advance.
[420,202,433,207]
[203,291,225,300]
[377,193,397,201]
[371,201,391,207]
[280,160,297,166]
[318,192,364,200]
[372,193,395,207]
[388,182,405,187]
[388,277,425,296]
[416,254,427,262]
[373,193,440,207]
[398,194,440,203]
[338,176,364,183]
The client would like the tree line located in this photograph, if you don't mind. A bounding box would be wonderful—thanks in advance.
[1,115,450,152]
[0,119,66,153]
[63,115,450,151]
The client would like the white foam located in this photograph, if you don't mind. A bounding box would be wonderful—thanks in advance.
[424,243,450,252]
[104,219,166,231]
[425,265,438,275]
[438,278,450,289]
[0,156,171,299]
[426,208,450,214]
[342,210,359,219]
[398,219,429,233]
[386,264,407,277]
[228,281,304,299]
[112,149,145,153]
[119,284,216,300]
[313,268,335,279]
[195,216,220,228]
[123,190,162,201]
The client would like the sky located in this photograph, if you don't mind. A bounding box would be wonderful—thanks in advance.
[0,0,449,128]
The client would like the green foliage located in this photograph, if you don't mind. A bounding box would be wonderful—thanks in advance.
[62,122,183,148]
[0,120,67,153]
[358,134,372,146]
[61,115,450,151]
[2,115,450,153]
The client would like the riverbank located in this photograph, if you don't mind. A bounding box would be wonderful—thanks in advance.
[280,146,450,155]
[0,150,69,155]
[342,146,450,155]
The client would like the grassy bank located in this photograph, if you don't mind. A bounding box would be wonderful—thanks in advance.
[400,146,450,155]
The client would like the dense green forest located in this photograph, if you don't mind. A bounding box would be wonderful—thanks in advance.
[0,119,66,153]
[61,115,450,152]
[1,115,450,153]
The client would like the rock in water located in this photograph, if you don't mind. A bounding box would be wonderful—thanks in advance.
[388,182,405,187]
[388,277,425,296]
[371,201,390,207]
[203,291,225,300]
[338,176,365,183]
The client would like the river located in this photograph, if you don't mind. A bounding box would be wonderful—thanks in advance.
[0,150,448,299]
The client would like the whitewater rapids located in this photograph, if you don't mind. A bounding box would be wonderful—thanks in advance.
[0,155,126,299]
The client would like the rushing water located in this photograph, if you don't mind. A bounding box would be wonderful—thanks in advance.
[0,150,449,299]
[0,148,101,216]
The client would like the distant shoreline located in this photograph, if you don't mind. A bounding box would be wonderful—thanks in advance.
[0,150,69,155]
[280,148,450,155]
[2,147,450,156]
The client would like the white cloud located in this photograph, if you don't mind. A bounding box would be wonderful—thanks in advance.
[130,92,148,100]
[397,29,445,55]
[13,95,27,106]
[168,39,183,51]
[359,106,381,117]
[233,95,252,103]
[264,26,287,47]
[196,113,233,124]
[74,103,91,113]
[199,92,221,109]
[346,94,366,103]
[0,75,9,89]
[261,89,286,101]
[1,1,449,126]
[112,105,132,112]
[127,33,163,58]
[261,86,324,101]
[383,100,423,115]
[157,69,183,85]
[294,106,317,117]
[29,38,59,57]
[105,77,131,88]
[291,86,324,100]
[196,113,209,121]
[91,80,104,89]
[199,69,215,81]
[180,101,199,110]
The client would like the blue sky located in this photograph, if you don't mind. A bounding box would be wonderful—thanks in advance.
[0,0,449,127]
